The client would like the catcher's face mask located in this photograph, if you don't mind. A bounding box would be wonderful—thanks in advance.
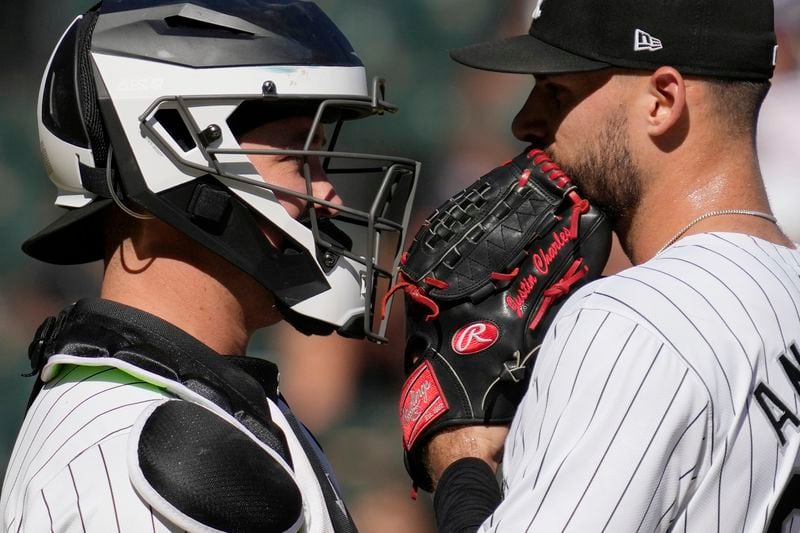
[27,0,421,343]
[137,81,420,342]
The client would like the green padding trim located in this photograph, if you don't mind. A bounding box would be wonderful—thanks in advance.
[48,363,170,392]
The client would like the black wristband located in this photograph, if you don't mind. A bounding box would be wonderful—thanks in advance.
[433,457,502,533]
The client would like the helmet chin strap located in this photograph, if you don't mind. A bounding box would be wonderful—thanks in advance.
[105,147,155,220]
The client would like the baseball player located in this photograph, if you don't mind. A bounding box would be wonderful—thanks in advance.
[0,1,419,531]
[391,0,800,531]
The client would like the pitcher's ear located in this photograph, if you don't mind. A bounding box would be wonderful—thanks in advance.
[645,66,686,137]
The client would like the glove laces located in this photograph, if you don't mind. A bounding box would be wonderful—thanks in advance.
[528,259,588,331]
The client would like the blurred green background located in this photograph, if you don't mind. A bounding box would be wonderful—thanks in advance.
[2,1,798,531]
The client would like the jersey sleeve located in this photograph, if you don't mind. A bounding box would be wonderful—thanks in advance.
[0,365,180,532]
[480,308,711,533]
[21,434,182,533]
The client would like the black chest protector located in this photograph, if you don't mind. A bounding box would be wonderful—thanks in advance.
[26,298,357,533]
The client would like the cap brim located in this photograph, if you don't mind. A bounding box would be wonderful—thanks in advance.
[450,34,611,75]
[22,198,114,265]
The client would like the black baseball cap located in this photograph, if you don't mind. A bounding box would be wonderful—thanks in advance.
[451,0,778,80]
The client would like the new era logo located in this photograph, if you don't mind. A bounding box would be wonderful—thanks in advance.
[634,29,663,52]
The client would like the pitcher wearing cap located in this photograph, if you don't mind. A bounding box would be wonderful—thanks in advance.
[418,1,800,531]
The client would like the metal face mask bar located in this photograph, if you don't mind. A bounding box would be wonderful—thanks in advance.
[138,78,421,343]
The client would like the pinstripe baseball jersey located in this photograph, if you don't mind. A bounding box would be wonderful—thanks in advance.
[0,363,340,533]
[481,232,800,532]
[0,298,349,533]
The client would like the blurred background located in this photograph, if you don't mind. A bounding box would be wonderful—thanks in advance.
[0,1,798,531]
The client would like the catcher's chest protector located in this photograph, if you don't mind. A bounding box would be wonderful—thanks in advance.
[26,299,357,533]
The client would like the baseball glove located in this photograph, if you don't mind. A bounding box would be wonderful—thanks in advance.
[389,149,612,492]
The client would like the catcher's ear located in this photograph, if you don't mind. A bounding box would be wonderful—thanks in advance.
[645,66,687,138]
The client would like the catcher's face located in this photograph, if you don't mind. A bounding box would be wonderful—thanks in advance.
[239,116,342,220]
[512,70,644,227]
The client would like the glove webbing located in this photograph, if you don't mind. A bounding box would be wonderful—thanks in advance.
[383,148,591,324]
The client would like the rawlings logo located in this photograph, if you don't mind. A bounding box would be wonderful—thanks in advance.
[451,322,500,355]
[506,226,575,318]
[400,361,449,450]
[403,381,431,423]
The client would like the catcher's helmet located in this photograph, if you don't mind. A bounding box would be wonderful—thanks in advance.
[26,0,420,342]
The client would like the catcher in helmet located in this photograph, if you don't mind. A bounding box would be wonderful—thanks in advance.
[0,1,419,531]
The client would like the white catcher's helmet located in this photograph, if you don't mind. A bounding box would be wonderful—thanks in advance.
[26,0,421,342]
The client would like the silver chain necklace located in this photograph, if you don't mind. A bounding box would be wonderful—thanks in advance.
[656,209,777,255]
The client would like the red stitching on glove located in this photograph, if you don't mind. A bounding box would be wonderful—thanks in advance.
[424,277,449,290]
[529,259,589,330]
[382,273,441,321]
[518,169,531,187]
[529,149,549,163]
[527,149,574,189]
[491,267,520,282]
[568,198,590,240]
[568,190,588,209]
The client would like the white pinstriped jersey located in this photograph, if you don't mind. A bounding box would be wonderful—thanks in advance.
[0,362,337,532]
[481,232,800,532]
